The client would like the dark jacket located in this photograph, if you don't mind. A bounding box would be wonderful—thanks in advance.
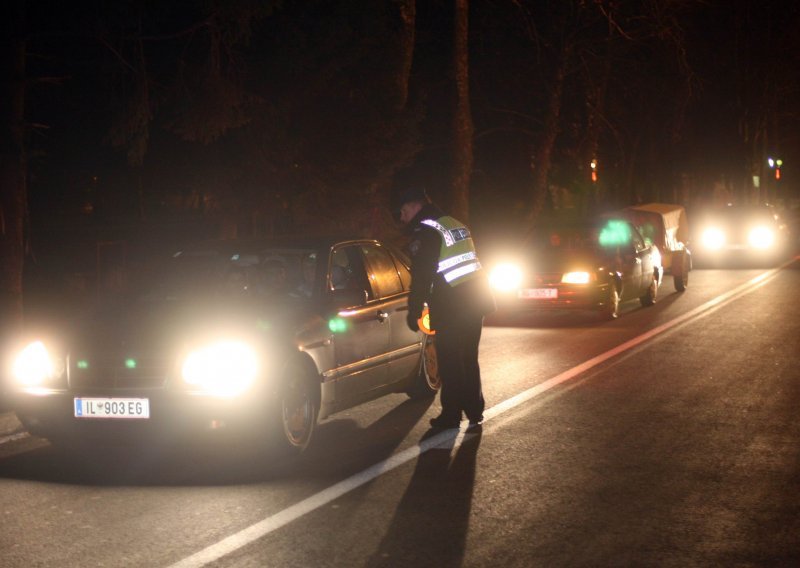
[406,203,495,329]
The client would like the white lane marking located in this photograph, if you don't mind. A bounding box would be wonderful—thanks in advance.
[120,262,778,567]
[168,428,475,568]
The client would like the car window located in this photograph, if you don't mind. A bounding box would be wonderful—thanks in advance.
[135,248,318,304]
[361,244,403,299]
[329,245,372,300]
[528,226,600,251]
[393,252,412,290]
[630,226,646,252]
[251,249,319,300]
[330,246,357,290]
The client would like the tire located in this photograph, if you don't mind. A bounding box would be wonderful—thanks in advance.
[271,360,318,456]
[672,251,689,292]
[407,335,441,399]
[639,274,658,306]
[601,284,621,320]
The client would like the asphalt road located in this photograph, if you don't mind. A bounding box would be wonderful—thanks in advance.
[1,257,799,567]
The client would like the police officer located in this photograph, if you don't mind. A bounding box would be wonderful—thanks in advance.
[397,188,495,430]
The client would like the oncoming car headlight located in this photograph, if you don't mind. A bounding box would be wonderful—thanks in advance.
[489,263,523,292]
[181,340,259,397]
[748,226,774,249]
[561,271,593,284]
[701,227,725,250]
[12,340,64,386]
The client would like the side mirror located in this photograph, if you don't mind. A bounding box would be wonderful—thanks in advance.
[329,287,368,309]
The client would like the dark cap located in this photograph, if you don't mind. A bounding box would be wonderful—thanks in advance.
[395,187,430,210]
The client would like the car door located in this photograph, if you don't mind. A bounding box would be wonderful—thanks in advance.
[631,226,655,293]
[359,243,421,386]
[617,222,645,300]
[327,244,391,408]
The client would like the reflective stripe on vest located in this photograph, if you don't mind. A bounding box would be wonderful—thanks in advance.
[420,216,482,286]
[438,251,477,272]
[420,219,456,246]
[443,261,481,283]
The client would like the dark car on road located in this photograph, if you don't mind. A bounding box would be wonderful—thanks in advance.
[4,236,439,455]
[692,204,791,266]
[488,218,663,319]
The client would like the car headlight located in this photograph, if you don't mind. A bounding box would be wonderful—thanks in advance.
[12,341,64,386]
[489,263,523,292]
[701,227,725,250]
[181,340,259,397]
[561,271,593,284]
[748,226,774,249]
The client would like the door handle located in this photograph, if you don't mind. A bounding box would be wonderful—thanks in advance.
[376,310,389,322]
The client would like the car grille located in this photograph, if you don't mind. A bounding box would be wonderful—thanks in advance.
[68,352,171,389]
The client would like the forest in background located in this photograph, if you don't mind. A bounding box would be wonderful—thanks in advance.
[2,0,800,327]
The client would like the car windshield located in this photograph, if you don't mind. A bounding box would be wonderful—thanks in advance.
[528,220,632,253]
[705,206,779,225]
[137,247,319,304]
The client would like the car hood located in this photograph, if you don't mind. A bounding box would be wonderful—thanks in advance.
[32,295,321,357]
[527,248,612,273]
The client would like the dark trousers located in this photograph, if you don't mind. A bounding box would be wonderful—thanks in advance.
[434,314,485,422]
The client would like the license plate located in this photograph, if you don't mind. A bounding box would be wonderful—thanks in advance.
[519,288,558,299]
[74,398,150,419]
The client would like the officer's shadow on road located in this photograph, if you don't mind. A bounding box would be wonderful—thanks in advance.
[365,428,482,568]
[290,395,435,480]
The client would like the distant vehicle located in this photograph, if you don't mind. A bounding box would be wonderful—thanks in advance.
[692,204,790,266]
[615,203,692,292]
[4,236,439,455]
[488,218,663,320]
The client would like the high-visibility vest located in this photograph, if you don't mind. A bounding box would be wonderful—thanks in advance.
[420,216,482,286]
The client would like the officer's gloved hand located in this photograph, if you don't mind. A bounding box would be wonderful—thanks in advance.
[406,312,420,332]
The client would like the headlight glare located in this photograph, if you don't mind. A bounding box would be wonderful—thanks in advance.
[561,271,592,284]
[489,263,523,292]
[748,226,774,249]
[12,341,60,386]
[181,340,259,397]
[701,227,725,250]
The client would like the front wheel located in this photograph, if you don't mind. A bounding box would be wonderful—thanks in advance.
[407,335,440,399]
[271,361,318,456]
[601,284,621,320]
[639,274,658,306]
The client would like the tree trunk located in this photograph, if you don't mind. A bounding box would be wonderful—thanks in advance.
[389,0,416,113]
[582,51,612,215]
[370,0,416,238]
[0,1,27,335]
[526,38,573,229]
[450,0,473,223]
